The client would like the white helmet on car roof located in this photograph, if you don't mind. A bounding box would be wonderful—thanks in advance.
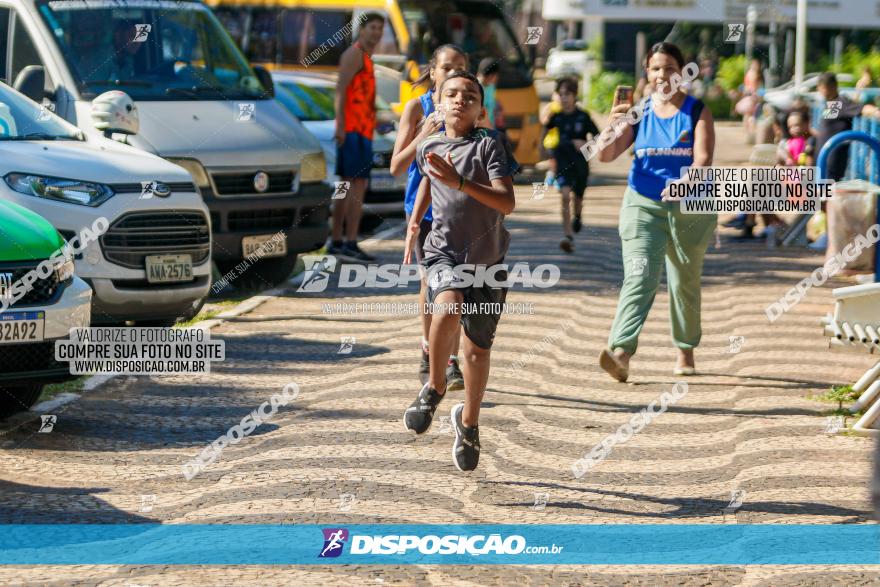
[91,90,139,135]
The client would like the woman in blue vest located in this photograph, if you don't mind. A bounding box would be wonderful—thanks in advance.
[597,42,716,382]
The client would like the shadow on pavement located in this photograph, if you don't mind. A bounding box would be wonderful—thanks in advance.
[486,385,827,417]
[0,479,155,524]
[212,334,390,369]
[487,480,870,521]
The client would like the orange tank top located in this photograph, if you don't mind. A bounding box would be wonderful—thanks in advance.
[343,42,376,139]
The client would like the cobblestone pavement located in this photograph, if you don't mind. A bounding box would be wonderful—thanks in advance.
[1,123,878,585]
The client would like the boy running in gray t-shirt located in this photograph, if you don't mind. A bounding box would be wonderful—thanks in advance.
[402,71,517,472]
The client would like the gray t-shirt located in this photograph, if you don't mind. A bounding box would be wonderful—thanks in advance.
[416,128,516,266]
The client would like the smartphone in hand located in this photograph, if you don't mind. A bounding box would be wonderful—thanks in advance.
[613,85,634,107]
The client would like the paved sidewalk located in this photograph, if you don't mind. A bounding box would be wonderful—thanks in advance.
[0,123,878,585]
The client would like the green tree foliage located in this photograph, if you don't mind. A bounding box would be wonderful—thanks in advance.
[834,46,880,83]
[716,54,748,92]
[588,70,636,113]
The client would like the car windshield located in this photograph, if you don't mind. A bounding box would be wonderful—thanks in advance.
[275,81,335,122]
[38,0,265,101]
[399,0,532,88]
[0,84,81,141]
[560,39,587,51]
[275,76,394,121]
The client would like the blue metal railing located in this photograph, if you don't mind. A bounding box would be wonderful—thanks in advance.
[847,116,880,183]
[809,90,880,182]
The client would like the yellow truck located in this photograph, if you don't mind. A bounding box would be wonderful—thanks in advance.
[208,0,542,165]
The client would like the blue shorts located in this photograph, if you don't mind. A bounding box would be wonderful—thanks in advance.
[336,132,373,178]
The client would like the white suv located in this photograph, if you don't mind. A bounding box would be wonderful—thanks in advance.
[0,83,211,326]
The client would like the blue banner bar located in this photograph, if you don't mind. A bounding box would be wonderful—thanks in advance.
[0,525,878,565]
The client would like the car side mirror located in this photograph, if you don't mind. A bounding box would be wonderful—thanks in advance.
[13,66,46,103]
[253,66,274,98]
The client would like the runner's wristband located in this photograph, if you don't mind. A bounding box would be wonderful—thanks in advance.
[458,175,464,191]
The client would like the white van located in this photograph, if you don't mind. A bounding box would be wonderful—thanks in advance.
[1,0,330,287]
[0,80,211,325]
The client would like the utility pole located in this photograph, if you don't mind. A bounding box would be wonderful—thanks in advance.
[768,6,778,88]
[833,34,844,68]
[745,4,757,61]
[795,0,807,91]
[635,31,646,81]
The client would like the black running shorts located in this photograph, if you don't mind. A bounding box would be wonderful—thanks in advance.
[423,256,508,350]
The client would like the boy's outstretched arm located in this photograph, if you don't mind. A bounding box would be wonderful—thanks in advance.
[425,152,515,215]
[464,176,515,216]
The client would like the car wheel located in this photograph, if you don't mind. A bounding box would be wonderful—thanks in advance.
[0,385,44,419]
[179,296,207,323]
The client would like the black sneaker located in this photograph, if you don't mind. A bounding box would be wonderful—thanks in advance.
[326,241,345,256]
[446,358,464,391]
[559,235,574,254]
[403,383,445,434]
[419,348,430,385]
[572,216,582,233]
[343,242,376,263]
[451,403,480,471]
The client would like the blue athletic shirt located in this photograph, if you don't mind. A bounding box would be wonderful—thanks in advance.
[404,91,442,222]
[628,95,700,201]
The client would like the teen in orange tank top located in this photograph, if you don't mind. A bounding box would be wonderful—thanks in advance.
[343,41,376,140]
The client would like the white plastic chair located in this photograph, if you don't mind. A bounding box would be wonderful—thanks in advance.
[821,282,880,433]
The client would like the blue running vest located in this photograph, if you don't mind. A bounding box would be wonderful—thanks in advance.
[404,92,441,221]
[629,95,702,200]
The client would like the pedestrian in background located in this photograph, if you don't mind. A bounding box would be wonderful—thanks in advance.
[731,98,815,240]
[738,58,763,143]
[856,66,874,102]
[777,110,816,168]
[543,77,599,253]
[597,42,716,382]
[330,12,385,262]
[477,58,500,129]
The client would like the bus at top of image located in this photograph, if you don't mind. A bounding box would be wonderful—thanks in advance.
[206,0,542,165]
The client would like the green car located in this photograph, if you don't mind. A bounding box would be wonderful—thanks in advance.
[0,201,92,417]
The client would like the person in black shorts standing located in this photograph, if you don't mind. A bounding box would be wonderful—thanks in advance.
[544,77,599,253]
[402,72,517,472]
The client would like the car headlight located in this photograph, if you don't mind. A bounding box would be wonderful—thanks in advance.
[166,158,210,188]
[299,152,327,183]
[54,251,75,283]
[4,173,114,207]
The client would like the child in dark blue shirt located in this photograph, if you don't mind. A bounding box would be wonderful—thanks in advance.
[544,77,599,253]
